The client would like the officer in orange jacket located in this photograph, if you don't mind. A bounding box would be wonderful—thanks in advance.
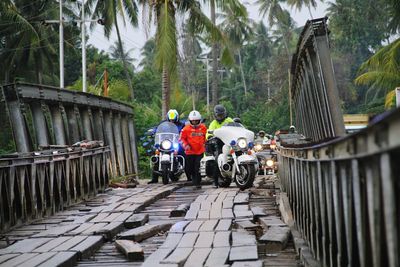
[180,110,207,189]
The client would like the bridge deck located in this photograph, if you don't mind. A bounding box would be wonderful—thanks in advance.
[0,176,300,267]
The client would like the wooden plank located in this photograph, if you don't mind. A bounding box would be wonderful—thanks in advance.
[160,247,193,266]
[234,193,249,204]
[215,219,232,231]
[18,252,57,267]
[142,248,173,267]
[200,201,212,211]
[117,223,171,242]
[32,224,79,238]
[70,236,104,259]
[115,240,144,261]
[33,237,72,253]
[251,206,267,218]
[259,217,286,228]
[124,214,149,229]
[81,222,108,235]
[177,233,199,248]
[185,220,204,232]
[209,202,222,219]
[37,251,78,267]
[229,246,258,261]
[231,231,256,247]
[90,212,109,223]
[113,212,133,222]
[101,212,122,223]
[221,209,234,219]
[197,210,209,220]
[185,203,200,220]
[213,231,231,247]
[205,194,218,202]
[194,232,214,248]
[160,233,183,249]
[52,236,87,251]
[96,221,124,240]
[204,247,230,267]
[222,199,234,209]
[199,220,218,232]
[0,238,51,254]
[170,204,190,217]
[231,260,263,267]
[65,223,94,235]
[0,253,38,267]
[169,221,190,233]
[227,190,238,197]
[235,220,263,233]
[194,195,208,203]
[0,254,19,264]
[183,248,211,267]
[259,226,291,251]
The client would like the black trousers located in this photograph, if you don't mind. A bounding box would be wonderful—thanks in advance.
[185,154,202,186]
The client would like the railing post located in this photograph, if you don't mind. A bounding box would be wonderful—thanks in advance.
[50,105,67,145]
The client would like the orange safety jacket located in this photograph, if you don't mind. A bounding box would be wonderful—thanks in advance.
[180,124,207,155]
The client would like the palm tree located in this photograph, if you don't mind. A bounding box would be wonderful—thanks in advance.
[139,0,225,117]
[386,0,400,33]
[256,0,285,27]
[109,40,135,65]
[139,38,156,69]
[286,0,319,18]
[355,38,400,101]
[87,0,138,99]
[0,0,59,84]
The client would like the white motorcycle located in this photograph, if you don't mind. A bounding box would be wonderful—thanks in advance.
[200,122,258,190]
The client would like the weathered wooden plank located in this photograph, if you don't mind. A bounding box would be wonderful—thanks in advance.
[209,202,222,219]
[37,251,78,267]
[33,237,71,253]
[32,224,79,238]
[212,231,231,247]
[222,199,234,209]
[215,219,232,231]
[231,231,257,247]
[235,220,262,232]
[194,195,208,203]
[183,248,211,267]
[251,206,267,218]
[199,220,218,232]
[52,236,87,251]
[0,253,38,267]
[169,221,190,233]
[221,209,234,219]
[18,252,57,267]
[0,238,51,254]
[115,240,144,261]
[229,246,258,261]
[233,205,253,219]
[117,223,171,242]
[194,232,214,248]
[90,212,109,223]
[234,193,249,204]
[177,233,199,248]
[81,222,108,235]
[170,204,190,217]
[227,190,238,197]
[259,217,286,228]
[200,201,212,211]
[259,226,290,251]
[185,203,200,220]
[205,194,218,202]
[231,260,263,267]
[204,247,230,267]
[65,223,94,235]
[101,212,122,223]
[0,254,19,264]
[113,212,133,222]
[185,220,204,232]
[161,248,193,266]
[124,214,149,229]
[160,233,183,249]
[142,248,173,267]
[197,210,210,220]
[96,221,124,240]
[70,236,104,259]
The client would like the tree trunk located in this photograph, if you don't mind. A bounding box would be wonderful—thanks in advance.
[210,0,218,107]
[238,50,247,96]
[162,65,170,118]
[115,20,135,100]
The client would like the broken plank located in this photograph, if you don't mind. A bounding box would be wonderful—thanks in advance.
[258,217,286,228]
[96,221,124,240]
[251,206,267,218]
[115,240,144,261]
[81,222,108,235]
[170,204,190,217]
[117,223,171,242]
[259,226,291,251]
[229,246,258,261]
[124,214,149,229]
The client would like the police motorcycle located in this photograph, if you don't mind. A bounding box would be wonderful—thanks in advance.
[201,122,258,190]
[150,121,185,184]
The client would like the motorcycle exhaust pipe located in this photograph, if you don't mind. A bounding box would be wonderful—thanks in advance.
[222,163,231,172]
[151,156,159,164]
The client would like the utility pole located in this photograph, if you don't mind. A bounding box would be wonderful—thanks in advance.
[81,0,87,93]
[59,0,64,88]
[396,87,400,108]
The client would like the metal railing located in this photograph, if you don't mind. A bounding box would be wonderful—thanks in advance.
[278,108,400,267]
[0,83,139,232]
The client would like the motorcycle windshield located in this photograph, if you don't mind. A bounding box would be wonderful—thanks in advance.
[155,121,180,146]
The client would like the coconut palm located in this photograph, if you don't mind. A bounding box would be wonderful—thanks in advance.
[139,38,156,69]
[86,0,138,99]
[256,0,285,27]
[109,40,135,65]
[286,0,319,18]
[355,38,400,101]
[139,0,225,117]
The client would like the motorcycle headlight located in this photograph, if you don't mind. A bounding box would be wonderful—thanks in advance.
[237,138,247,149]
[266,159,274,167]
[255,144,262,151]
[161,139,172,150]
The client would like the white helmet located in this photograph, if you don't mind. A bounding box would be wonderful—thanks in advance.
[188,110,201,125]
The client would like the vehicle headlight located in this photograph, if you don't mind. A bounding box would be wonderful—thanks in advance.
[255,144,262,151]
[237,138,247,149]
[161,140,172,150]
[266,159,274,167]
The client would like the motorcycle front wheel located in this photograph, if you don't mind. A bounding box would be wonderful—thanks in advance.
[235,164,256,190]
[161,163,169,185]
[219,176,232,188]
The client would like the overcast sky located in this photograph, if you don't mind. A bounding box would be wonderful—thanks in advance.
[87,0,329,66]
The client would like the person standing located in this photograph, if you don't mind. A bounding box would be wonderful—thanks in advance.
[180,110,207,189]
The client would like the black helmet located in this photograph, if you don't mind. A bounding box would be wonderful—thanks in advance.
[233,117,241,124]
[214,104,227,123]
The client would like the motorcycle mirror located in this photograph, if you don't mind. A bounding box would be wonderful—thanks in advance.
[207,130,214,134]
